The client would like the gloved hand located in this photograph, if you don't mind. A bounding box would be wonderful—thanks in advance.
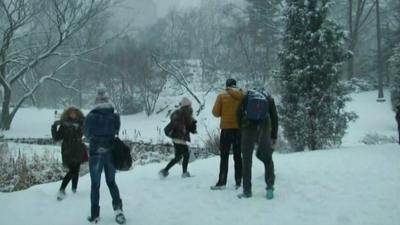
[190,120,197,134]
[53,120,61,126]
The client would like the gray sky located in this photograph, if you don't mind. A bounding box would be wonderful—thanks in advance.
[111,0,246,29]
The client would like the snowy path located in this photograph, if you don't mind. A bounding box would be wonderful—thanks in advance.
[1,144,399,225]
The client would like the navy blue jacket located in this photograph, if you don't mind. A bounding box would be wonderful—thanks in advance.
[84,103,120,154]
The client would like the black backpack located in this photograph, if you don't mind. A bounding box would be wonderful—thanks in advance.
[111,137,132,171]
[244,90,269,123]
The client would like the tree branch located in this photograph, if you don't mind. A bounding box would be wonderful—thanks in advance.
[46,77,80,93]
[10,58,75,119]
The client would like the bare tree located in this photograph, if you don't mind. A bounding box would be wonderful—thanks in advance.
[153,55,208,115]
[0,0,111,129]
[346,0,376,80]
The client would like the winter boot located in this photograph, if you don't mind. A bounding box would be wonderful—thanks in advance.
[210,181,226,190]
[115,209,126,224]
[266,188,274,200]
[237,192,252,199]
[57,189,66,201]
[235,180,241,190]
[158,169,169,179]
[181,171,191,178]
[87,206,100,224]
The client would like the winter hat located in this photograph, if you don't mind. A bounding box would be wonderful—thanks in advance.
[179,97,192,108]
[95,85,109,104]
[226,78,237,88]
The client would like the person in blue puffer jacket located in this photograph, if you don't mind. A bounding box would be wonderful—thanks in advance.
[84,86,126,224]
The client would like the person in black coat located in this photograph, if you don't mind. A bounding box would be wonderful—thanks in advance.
[396,105,400,144]
[51,106,85,201]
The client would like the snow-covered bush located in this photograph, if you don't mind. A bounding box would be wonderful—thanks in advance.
[202,129,220,155]
[361,133,397,145]
[344,78,377,93]
[0,138,212,192]
[0,143,79,192]
[390,44,400,110]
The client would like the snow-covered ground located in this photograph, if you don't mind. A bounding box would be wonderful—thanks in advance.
[0,144,399,225]
[342,90,396,146]
[1,90,399,225]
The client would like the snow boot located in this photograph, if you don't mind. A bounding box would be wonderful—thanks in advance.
[266,188,274,200]
[158,169,169,179]
[115,209,126,224]
[210,185,226,190]
[210,181,226,190]
[57,189,66,201]
[181,171,191,178]
[87,206,100,224]
[235,180,241,190]
[237,192,252,199]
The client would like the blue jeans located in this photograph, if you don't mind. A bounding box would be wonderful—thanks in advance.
[89,151,122,212]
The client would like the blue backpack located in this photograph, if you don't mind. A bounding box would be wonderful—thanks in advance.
[245,90,269,123]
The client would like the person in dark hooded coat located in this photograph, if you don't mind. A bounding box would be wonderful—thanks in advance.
[51,106,85,201]
[396,105,400,144]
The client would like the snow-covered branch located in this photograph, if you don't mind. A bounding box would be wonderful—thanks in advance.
[10,58,75,119]
[46,77,80,93]
[152,55,205,115]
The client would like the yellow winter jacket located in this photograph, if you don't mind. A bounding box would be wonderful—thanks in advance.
[212,88,244,129]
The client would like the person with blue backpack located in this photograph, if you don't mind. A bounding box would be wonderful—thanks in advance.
[236,88,278,199]
[84,87,126,224]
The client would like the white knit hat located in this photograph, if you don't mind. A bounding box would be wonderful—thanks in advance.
[179,97,192,108]
[95,85,109,104]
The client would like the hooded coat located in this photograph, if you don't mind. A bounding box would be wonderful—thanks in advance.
[83,102,120,153]
[169,106,196,142]
[212,88,244,129]
[51,107,85,166]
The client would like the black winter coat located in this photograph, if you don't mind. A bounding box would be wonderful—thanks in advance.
[52,118,84,166]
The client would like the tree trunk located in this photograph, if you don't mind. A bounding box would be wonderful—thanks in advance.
[376,0,385,101]
[347,0,354,80]
[346,52,355,80]
[1,88,12,130]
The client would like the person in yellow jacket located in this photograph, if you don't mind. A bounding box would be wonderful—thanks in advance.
[210,78,244,190]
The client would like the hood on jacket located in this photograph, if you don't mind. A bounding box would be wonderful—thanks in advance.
[60,106,84,122]
[91,102,115,114]
[226,87,244,101]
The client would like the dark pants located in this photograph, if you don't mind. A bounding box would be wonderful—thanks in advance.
[397,124,400,144]
[60,163,80,191]
[89,151,122,216]
[241,127,275,194]
[165,143,189,173]
[217,129,242,186]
